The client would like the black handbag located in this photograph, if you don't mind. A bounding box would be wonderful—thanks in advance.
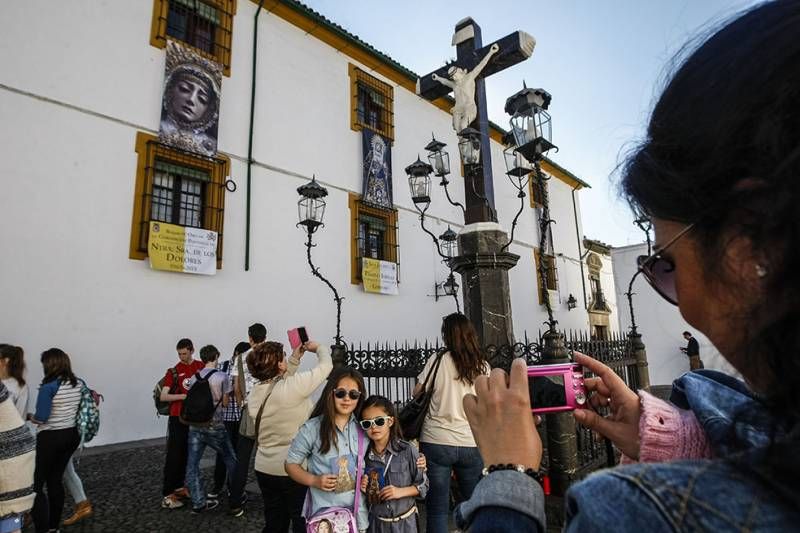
[399,352,444,440]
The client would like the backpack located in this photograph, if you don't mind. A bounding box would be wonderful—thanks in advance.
[304,428,365,533]
[154,367,178,416]
[76,380,102,443]
[180,370,220,425]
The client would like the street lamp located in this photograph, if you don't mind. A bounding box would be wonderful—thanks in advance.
[435,273,460,301]
[425,135,450,177]
[457,127,482,166]
[296,175,327,234]
[405,157,433,207]
[504,84,555,162]
[567,294,577,311]
[439,226,458,260]
[296,176,343,348]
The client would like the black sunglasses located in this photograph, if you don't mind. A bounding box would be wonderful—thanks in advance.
[333,388,362,400]
[635,224,694,306]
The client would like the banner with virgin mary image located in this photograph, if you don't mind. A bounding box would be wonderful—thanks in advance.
[361,130,393,208]
[159,40,222,157]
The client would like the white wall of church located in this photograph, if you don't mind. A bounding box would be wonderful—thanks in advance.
[0,1,608,444]
[612,244,736,386]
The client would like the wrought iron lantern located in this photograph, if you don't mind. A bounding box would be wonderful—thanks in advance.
[296,175,328,233]
[503,145,533,180]
[405,156,434,206]
[567,293,577,310]
[457,127,482,166]
[439,226,458,259]
[505,84,555,162]
[435,273,460,300]
[425,135,451,177]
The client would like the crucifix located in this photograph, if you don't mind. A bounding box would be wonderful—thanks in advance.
[418,17,535,224]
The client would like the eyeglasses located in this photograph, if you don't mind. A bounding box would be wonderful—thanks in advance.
[636,223,694,306]
[359,416,392,430]
[333,388,362,400]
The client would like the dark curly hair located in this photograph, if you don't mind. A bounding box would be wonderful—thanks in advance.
[619,0,800,506]
[247,341,284,382]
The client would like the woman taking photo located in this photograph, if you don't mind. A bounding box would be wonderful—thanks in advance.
[456,2,800,531]
[28,349,83,533]
[248,340,332,533]
[414,313,489,533]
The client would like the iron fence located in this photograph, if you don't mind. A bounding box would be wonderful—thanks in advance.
[345,329,636,476]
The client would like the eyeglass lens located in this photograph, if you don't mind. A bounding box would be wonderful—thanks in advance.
[637,255,678,305]
[359,416,389,429]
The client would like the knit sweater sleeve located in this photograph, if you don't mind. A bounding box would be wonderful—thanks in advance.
[621,390,712,463]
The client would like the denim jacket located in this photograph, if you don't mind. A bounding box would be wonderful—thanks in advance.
[456,370,800,532]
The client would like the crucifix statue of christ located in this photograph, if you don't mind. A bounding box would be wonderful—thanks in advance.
[418,17,535,224]
[416,18,535,348]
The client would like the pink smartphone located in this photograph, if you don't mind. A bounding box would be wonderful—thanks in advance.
[527,363,588,414]
[287,327,309,350]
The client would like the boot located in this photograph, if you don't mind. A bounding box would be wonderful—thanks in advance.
[62,500,93,526]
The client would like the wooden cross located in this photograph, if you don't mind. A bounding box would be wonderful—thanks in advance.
[418,18,535,224]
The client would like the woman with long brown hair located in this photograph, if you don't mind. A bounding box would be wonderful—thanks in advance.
[414,313,489,533]
[28,348,82,533]
[0,344,28,417]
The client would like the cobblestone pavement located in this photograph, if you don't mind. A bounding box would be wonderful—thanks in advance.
[23,439,437,533]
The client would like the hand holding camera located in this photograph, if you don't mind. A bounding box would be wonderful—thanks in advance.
[572,353,642,460]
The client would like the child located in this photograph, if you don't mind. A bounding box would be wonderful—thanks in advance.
[358,395,429,532]
[285,368,370,532]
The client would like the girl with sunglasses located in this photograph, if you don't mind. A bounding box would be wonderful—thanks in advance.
[285,368,369,531]
[453,2,800,532]
[358,395,429,533]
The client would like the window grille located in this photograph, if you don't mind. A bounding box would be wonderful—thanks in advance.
[150,0,236,76]
[130,132,229,268]
[349,195,399,284]
[349,65,394,141]
[534,250,559,303]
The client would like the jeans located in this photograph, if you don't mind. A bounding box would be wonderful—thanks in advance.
[212,420,240,493]
[229,434,255,507]
[32,427,80,532]
[420,442,483,533]
[255,471,307,533]
[186,424,238,510]
[162,415,190,496]
[63,453,87,503]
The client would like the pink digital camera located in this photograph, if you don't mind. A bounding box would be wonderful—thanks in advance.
[527,363,588,414]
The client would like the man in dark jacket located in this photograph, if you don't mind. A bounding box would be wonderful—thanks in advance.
[681,331,704,370]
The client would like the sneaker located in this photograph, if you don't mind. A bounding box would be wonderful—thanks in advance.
[173,487,190,499]
[161,495,184,509]
[191,499,219,514]
[229,506,244,518]
[207,488,224,499]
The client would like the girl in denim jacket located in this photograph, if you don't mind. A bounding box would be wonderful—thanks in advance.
[455,2,800,531]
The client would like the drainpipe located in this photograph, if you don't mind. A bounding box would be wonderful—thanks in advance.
[571,186,588,309]
[245,0,266,271]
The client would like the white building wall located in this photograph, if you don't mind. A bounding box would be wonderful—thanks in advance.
[612,243,736,386]
[0,1,607,444]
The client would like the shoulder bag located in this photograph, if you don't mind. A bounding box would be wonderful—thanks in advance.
[398,352,445,440]
[238,352,257,438]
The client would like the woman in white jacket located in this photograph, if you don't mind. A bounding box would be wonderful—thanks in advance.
[247,340,332,533]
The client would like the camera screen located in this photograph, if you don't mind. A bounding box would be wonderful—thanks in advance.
[529,375,567,409]
[298,327,308,343]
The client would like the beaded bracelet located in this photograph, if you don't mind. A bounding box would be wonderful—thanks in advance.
[481,463,544,484]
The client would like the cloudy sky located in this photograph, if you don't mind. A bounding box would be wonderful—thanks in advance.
[303,0,759,246]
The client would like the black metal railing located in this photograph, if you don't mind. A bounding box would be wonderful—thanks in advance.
[345,329,637,475]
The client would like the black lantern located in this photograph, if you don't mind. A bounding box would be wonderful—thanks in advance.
[567,293,577,310]
[405,156,433,206]
[297,175,328,233]
[505,84,555,162]
[503,145,532,179]
[457,127,482,166]
[425,135,451,177]
[436,273,459,300]
[439,226,458,259]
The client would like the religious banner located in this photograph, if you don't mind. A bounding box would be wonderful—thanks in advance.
[362,258,398,295]
[148,221,217,275]
[159,40,221,157]
[361,129,393,208]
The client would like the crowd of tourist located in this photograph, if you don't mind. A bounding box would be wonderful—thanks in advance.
[3,2,799,532]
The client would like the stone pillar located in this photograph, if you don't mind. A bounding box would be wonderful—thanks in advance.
[629,329,650,391]
[331,344,348,369]
[541,329,579,496]
[450,222,519,346]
